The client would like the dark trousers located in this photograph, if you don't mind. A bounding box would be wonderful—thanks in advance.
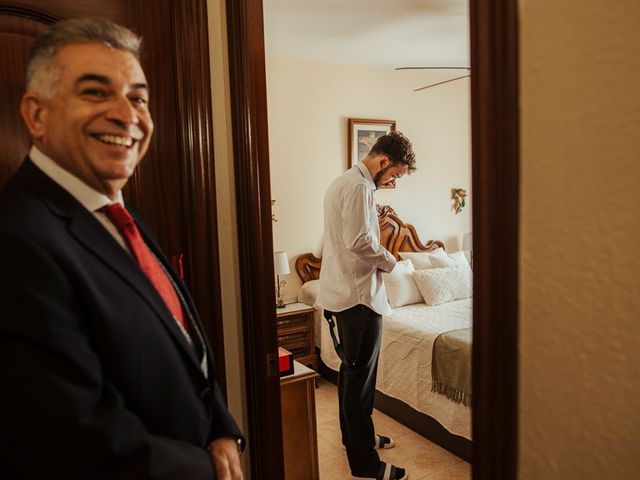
[335,305,382,476]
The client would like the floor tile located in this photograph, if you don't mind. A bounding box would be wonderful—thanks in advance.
[314,378,470,480]
[421,460,471,480]
[372,409,411,440]
[319,454,351,479]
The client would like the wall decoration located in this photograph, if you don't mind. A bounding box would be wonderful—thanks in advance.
[348,118,396,168]
[451,188,467,214]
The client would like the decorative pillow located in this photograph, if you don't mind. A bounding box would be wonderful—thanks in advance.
[382,259,423,307]
[398,248,446,270]
[412,264,473,306]
[430,250,470,269]
[297,279,320,306]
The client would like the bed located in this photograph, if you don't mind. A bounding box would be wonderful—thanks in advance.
[295,205,472,461]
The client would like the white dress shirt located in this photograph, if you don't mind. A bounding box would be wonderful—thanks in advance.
[29,146,131,255]
[317,162,397,315]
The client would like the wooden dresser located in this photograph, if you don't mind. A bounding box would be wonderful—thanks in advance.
[280,361,319,480]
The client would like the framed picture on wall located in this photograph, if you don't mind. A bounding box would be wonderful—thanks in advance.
[348,118,396,168]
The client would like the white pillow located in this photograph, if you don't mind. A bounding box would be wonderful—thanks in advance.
[382,260,423,307]
[430,250,470,269]
[297,279,320,306]
[398,248,446,270]
[412,264,473,306]
[312,234,323,258]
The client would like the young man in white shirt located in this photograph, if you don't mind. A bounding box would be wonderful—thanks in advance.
[318,132,417,480]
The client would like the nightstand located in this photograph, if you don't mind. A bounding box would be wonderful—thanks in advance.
[276,302,318,371]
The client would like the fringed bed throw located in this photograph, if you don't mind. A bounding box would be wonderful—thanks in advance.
[431,327,472,407]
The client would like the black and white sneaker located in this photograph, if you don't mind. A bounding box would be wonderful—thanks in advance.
[374,434,395,450]
[352,462,408,480]
[342,434,394,451]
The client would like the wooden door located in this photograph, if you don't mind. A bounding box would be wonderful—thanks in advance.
[0,1,227,388]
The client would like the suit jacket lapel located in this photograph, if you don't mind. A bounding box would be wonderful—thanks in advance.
[14,159,205,375]
[133,211,215,376]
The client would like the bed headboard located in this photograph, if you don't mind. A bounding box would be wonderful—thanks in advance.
[295,205,445,283]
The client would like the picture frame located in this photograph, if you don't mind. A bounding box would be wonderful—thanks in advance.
[348,118,396,168]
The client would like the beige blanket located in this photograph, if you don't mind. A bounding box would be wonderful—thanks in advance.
[431,327,472,407]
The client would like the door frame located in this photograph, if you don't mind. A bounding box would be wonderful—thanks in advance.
[225,0,520,478]
[225,1,285,478]
[469,0,519,478]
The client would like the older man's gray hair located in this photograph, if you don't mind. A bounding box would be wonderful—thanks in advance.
[26,18,142,98]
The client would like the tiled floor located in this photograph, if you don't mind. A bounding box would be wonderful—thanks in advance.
[315,378,470,480]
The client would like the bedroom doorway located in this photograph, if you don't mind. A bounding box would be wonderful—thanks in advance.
[225,0,519,479]
[265,1,473,467]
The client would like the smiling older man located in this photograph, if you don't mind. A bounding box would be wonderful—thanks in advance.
[0,18,243,479]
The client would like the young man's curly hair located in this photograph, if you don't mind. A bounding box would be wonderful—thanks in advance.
[370,131,417,173]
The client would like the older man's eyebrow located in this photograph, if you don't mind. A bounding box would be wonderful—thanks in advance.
[75,74,110,87]
[131,82,148,91]
[75,74,148,91]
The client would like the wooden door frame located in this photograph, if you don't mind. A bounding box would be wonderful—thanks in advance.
[225,0,520,478]
[225,1,285,479]
[469,0,519,478]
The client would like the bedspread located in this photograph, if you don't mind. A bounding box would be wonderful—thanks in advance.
[299,279,472,440]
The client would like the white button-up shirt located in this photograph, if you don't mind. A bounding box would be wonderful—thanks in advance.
[317,163,396,315]
[29,145,130,253]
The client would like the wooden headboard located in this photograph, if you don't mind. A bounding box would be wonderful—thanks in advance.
[295,205,445,283]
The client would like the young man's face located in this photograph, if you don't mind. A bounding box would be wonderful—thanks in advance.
[374,161,409,188]
[21,42,154,198]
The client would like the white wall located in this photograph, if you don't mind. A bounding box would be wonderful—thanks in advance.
[520,0,640,478]
[267,56,472,299]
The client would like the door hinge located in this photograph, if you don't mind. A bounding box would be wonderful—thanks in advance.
[266,352,278,377]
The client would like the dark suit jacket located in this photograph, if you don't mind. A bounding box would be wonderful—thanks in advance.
[0,159,242,479]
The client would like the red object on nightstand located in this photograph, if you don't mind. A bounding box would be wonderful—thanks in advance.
[278,347,294,376]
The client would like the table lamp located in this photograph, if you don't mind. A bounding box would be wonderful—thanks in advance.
[274,251,290,308]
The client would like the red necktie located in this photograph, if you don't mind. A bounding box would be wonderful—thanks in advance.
[100,203,186,331]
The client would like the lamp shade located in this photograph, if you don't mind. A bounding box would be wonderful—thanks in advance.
[274,251,290,275]
[462,232,473,251]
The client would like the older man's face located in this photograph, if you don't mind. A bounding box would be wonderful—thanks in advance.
[21,42,153,198]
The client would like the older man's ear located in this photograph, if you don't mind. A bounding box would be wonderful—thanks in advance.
[20,93,48,140]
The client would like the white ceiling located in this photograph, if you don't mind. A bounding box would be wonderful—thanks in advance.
[263,0,469,69]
